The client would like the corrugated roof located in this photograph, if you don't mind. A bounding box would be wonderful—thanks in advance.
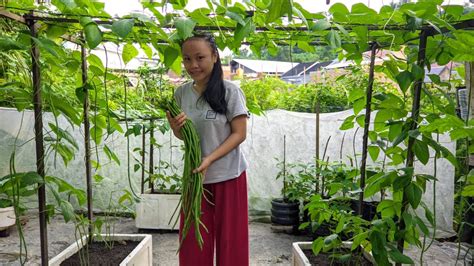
[231,59,298,74]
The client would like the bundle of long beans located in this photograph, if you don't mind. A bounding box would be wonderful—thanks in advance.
[165,98,206,249]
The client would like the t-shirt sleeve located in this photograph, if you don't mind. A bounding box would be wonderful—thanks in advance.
[225,83,250,122]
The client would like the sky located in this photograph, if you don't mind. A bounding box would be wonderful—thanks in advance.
[102,0,470,17]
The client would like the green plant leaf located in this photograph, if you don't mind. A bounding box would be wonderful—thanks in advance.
[405,182,422,209]
[326,30,341,48]
[396,71,413,93]
[90,126,103,145]
[311,20,331,31]
[324,234,339,245]
[83,21,102,49]
[175,18,196,40]
[122,43,139,65]
[233,18,253,48]
[368,145,380,161]
[413,139,429,165]
[140,43,153,59]
[164,45,180,68]
[104,145,120,165]
[339,115,355,130]
[112,19,135,38]
[388,248,414,264]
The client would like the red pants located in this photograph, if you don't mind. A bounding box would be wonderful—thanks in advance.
[179,171,249,266]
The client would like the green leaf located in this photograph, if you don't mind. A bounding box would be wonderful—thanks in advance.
[396,71,413,93]
[339,115,355,130]
[87,54,104,71]
[0,37,26,51]
[388,248,415,264]
[112,19,135,38]
[104,145,120,165]
[324,234,339,245]
[311,20,331,31]
[233,18,253,48]
[388,122,402,142]
[297,41,315,53]
[164,46,180,69]
[353,98,366,115]
[140,43,153,59]
[48,123,79,150]
[266,0,290,23]
[175,18,196,40]
[122,43,139,65]
[405,182,423,209]
[226,11,245,25]
[368,145,380,161]
[414,140,429,165]
[90,126,103,145]
[326,30,341,49]
[312,237,324,255]
[356,114,366,128]
[83,21,102,49]
[411,64,424,80]
[415,216,429,235]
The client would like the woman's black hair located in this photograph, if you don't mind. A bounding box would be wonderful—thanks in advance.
[182,33,227,114]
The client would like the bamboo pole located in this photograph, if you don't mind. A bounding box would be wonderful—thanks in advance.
[358,42,378,216]
[396,30,428,266]
[81,40,93,240]
[149,119,155,192]
[141,123,146,194]
[27,14,48,266]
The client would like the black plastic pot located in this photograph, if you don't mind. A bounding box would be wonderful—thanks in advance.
[350,199,379,221]
[271,198,300,226]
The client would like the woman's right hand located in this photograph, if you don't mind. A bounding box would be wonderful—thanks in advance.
[166,111,187,140]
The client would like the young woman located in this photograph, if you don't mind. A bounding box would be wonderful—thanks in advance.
[166,33,249,266]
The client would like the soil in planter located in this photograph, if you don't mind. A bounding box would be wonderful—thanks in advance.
[302,249,373,266]
[60,240,139,266]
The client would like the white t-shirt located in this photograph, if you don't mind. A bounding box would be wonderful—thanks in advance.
[174,80,249,184]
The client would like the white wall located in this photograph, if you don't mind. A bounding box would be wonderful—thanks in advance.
[0,107,455,233]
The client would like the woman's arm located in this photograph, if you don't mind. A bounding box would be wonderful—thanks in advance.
[193,115,247,175]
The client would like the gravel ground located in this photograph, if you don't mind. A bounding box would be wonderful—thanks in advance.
[0,213,472,265]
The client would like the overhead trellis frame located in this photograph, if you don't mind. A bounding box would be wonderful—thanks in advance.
[1,1,474,265]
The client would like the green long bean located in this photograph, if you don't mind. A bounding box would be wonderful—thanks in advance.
[165,99,206,249]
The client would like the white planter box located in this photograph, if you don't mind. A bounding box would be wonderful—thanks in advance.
[135,192,181,230]
[292,241,375,266]
[49,234,152,266]
[0,206,16,230]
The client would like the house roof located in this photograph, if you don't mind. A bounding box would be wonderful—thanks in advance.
[231,59,298,74]
[281,61,332,77]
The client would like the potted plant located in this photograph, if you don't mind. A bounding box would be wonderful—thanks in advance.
[49,179,153,265]
[0,171,43,237]
[294,195,376,265]
[135,122,182,230]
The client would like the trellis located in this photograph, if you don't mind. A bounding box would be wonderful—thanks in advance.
[1,1,473,265]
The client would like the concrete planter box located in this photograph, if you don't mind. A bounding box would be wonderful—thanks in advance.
[292,241,375,266]
[135,191,181,230]
[0,206,16,231]
[49,234,152,266]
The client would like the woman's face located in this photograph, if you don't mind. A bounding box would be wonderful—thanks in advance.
[182,39,217,86]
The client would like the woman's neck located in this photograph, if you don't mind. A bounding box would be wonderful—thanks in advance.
[193,81,206,94]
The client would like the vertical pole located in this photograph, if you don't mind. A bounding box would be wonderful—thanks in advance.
[283,135,286,201]
[81,41,93,239]
[464,62,474,242]
[149,119,154,192]
[141,122,146,194]
[315,101,320,194]
[396,30,428,265]
[358,42,378,216]
[27,15,48,266]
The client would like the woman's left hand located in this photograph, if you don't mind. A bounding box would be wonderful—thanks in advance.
[193,157,212,177]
